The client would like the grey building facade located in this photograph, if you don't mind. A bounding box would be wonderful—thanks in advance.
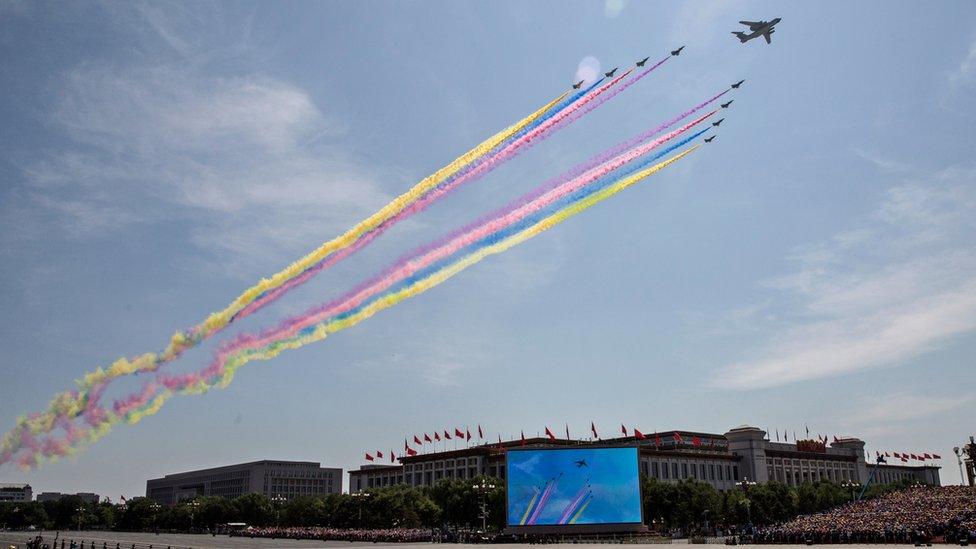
[350,425,940,493]
[146,460,341,505]
[0,483,32,502]
[36,492,101,504]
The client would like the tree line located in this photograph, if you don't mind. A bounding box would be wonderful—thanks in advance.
[0,477,920,533]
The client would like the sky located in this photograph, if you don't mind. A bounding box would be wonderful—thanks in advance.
[0,0,974,498]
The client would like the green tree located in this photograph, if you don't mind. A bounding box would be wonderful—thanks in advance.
[233,493,273,527]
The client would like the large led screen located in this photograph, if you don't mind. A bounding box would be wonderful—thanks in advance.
[506,446,642,527]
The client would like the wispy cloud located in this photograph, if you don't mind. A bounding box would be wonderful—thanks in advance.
[714,167,976,390]
[941,37,976,115]
[856,392,973,424]
[11,5,388,269]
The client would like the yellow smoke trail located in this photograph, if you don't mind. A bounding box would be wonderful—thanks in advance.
[17,146,697,467]
[1,91,569,458]
[520,487,542,526]
[569,498,592,524]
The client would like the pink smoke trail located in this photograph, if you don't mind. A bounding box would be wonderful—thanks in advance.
[528,474,562,525]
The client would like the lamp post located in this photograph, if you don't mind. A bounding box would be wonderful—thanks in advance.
[149,502,160,533]
[76,506,85,532]
[472,478,496,532]
[187,499,200,532]
[841,480,860,501]
[271,494,286,528]
[350,491,370,528]
[735,477,757,527]
[954,447,965,485]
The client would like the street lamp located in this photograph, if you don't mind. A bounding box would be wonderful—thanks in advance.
[735,477,757,527]
[472,479,496,532]
[350,491,370,528]
[76,506,85,531]
[954,447,965,485]
[271,494,286,528]
[187,499,200,531]
[149,502,161,533]
[841,480,860,501]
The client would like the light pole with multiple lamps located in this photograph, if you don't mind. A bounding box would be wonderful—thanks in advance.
[735,477,757,527]
[841,480,861,501]
[350,491,370,528]
[271,494,286,527]
[472,478,496,532]
[187,499,200,531]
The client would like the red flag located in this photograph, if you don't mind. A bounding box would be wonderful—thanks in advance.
[565,424,570,440]
[455,427,464,438]
[885,452,891,457]
[478,425,484,439]
[591,421,598,439]
[424,433,433,443]
[120,495,127,503]
[377,450,384,458]
[414,434,423,445]
[919,455,926,461]
[497,434,502,446]
[923,453,932,459]
[892,452,900,458]
[545,426,556,441]
[444,430,452,440]
[634,428,646,440]
[933,454,942,459]
[620,424,627,436]
[833,435,840,443]
[365,452,375,461]
[901,457,908,462]
[407,446,418,456]
[910,453,918,460]
[655,434,662,448]
[466,428,472,442]
[404,439,410,452]
[391,451,396,463]
[692,436,702,447]
[674,432,684,444]
[520,430,526,446]
[434,431,441,442]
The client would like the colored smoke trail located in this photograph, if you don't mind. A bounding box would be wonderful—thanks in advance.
[519,484,545,526]
[0,89,575,462]
[558,485,591,524]
[11,145,700,468]
[3,65,643,459]
[527,474,561,525]
[568,496,593,524]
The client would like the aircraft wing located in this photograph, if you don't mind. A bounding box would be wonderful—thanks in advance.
[763,30,773,43]
[740,20,765,30]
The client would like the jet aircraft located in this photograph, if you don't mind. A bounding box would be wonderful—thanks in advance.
[732,18,781,44]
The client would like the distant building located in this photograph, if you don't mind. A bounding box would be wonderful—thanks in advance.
[350,425,940,492]
[36,492,101,505]
[146,460,342,505]
[0,483,32,502]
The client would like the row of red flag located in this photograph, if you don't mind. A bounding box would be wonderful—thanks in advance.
[876,450,942,462]
[364,423,729,462]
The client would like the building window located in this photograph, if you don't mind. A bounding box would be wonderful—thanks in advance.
[652,462,660,478]
[682,463,688,479]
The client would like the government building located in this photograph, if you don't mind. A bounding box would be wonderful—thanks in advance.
[349,425,940,492]
[146,460,342,505]
[0,483,32,502]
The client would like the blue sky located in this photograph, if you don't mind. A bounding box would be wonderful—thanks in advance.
[1,0,974,497]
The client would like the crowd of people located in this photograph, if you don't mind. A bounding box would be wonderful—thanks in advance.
[755,485,976,544]
[232,526,441,543]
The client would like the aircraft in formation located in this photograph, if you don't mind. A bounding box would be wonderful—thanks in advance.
[670,46,685,56]
[604,67,618,78]
[712,118,725,127]
[574,459,588,468]
[732,79,745,89]
[572,80,584,89]
[721,100,734,108]
[732,18,781,44]
[636,56,650,67]
[704,136,716,143]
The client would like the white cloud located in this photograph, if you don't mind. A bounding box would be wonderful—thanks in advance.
[604,0,627,19]
[857,392,973,424]
[16,12,388,264]
[942,38,976,114]
[714,168,976,390]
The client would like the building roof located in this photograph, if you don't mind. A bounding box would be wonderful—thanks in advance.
[0,483,31,490]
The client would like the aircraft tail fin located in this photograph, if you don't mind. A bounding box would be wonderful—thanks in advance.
[732,31,750,43]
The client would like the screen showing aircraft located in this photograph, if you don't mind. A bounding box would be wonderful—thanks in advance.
[506,446,642,527]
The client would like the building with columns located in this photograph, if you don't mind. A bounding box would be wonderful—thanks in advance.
[349,425,940,492]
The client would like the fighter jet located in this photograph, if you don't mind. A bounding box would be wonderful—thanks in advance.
[572,80,584,89]
[712,118,725,127]
[636,56,650,67]
[671,46,685,56]
[721,100,734,109]
[731,79,746,89]
[704,136,716,143]
[732,18,781,44]
[574,459,588,468]
[604,67,618,78]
